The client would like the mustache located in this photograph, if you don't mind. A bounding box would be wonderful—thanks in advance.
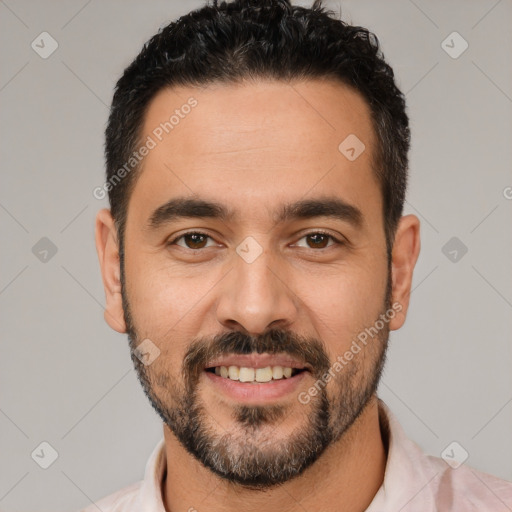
[183,328,331,390]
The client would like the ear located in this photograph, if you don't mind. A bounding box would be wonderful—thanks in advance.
[95,208,127,333]
[388,214,421,331]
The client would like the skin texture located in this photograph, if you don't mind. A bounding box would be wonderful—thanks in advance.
[95,79,421,512]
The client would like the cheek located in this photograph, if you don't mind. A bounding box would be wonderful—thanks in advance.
[126,255,218,336]
[297,261,387,352]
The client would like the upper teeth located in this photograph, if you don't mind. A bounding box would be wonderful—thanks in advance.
[214,365,294,382]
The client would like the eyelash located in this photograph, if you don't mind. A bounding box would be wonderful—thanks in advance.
[167,230,344,250]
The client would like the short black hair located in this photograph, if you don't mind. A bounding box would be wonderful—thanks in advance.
[105,0,410,260]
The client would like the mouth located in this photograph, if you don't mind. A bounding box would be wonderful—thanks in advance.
[205,365,306,383]
[203,354,311,403]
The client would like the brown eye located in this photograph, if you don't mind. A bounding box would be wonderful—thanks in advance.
[170,232,215,249]
[183,233,208,249]
[306,233,331,249]
[294,232,340,250]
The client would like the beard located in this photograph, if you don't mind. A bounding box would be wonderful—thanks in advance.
[121,264,392,490]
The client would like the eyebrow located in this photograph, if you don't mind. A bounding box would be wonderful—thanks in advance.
[146,196,363,231]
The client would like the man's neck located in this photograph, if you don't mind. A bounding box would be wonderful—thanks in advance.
[162,396,386,512]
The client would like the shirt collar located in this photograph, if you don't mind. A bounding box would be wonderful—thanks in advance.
[366,398,439,511]
[135,435,167,512]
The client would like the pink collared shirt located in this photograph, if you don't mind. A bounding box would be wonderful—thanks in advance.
[79,400,512,511]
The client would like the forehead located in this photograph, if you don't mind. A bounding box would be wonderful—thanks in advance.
[130,78,380,228]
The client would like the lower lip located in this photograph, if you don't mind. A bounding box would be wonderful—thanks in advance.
[204,370,308,403]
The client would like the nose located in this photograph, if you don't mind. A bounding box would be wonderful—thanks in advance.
[215,247,299,336]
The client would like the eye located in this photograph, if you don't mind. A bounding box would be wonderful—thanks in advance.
[167,230,344,251]
[168,232,217,250]
[294,231,342,250]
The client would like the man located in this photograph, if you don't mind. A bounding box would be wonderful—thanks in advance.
[89,0,512,510]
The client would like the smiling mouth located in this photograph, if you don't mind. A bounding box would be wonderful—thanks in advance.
[205,365,306,383]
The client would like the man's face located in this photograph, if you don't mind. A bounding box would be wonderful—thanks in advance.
[109,79,399,487]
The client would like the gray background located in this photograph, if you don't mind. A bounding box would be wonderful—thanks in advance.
[1,0,511,511]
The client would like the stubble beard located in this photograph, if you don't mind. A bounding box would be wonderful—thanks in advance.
[121,263,391,489]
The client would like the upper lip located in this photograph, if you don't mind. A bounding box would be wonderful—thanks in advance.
[206,354,310,371]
